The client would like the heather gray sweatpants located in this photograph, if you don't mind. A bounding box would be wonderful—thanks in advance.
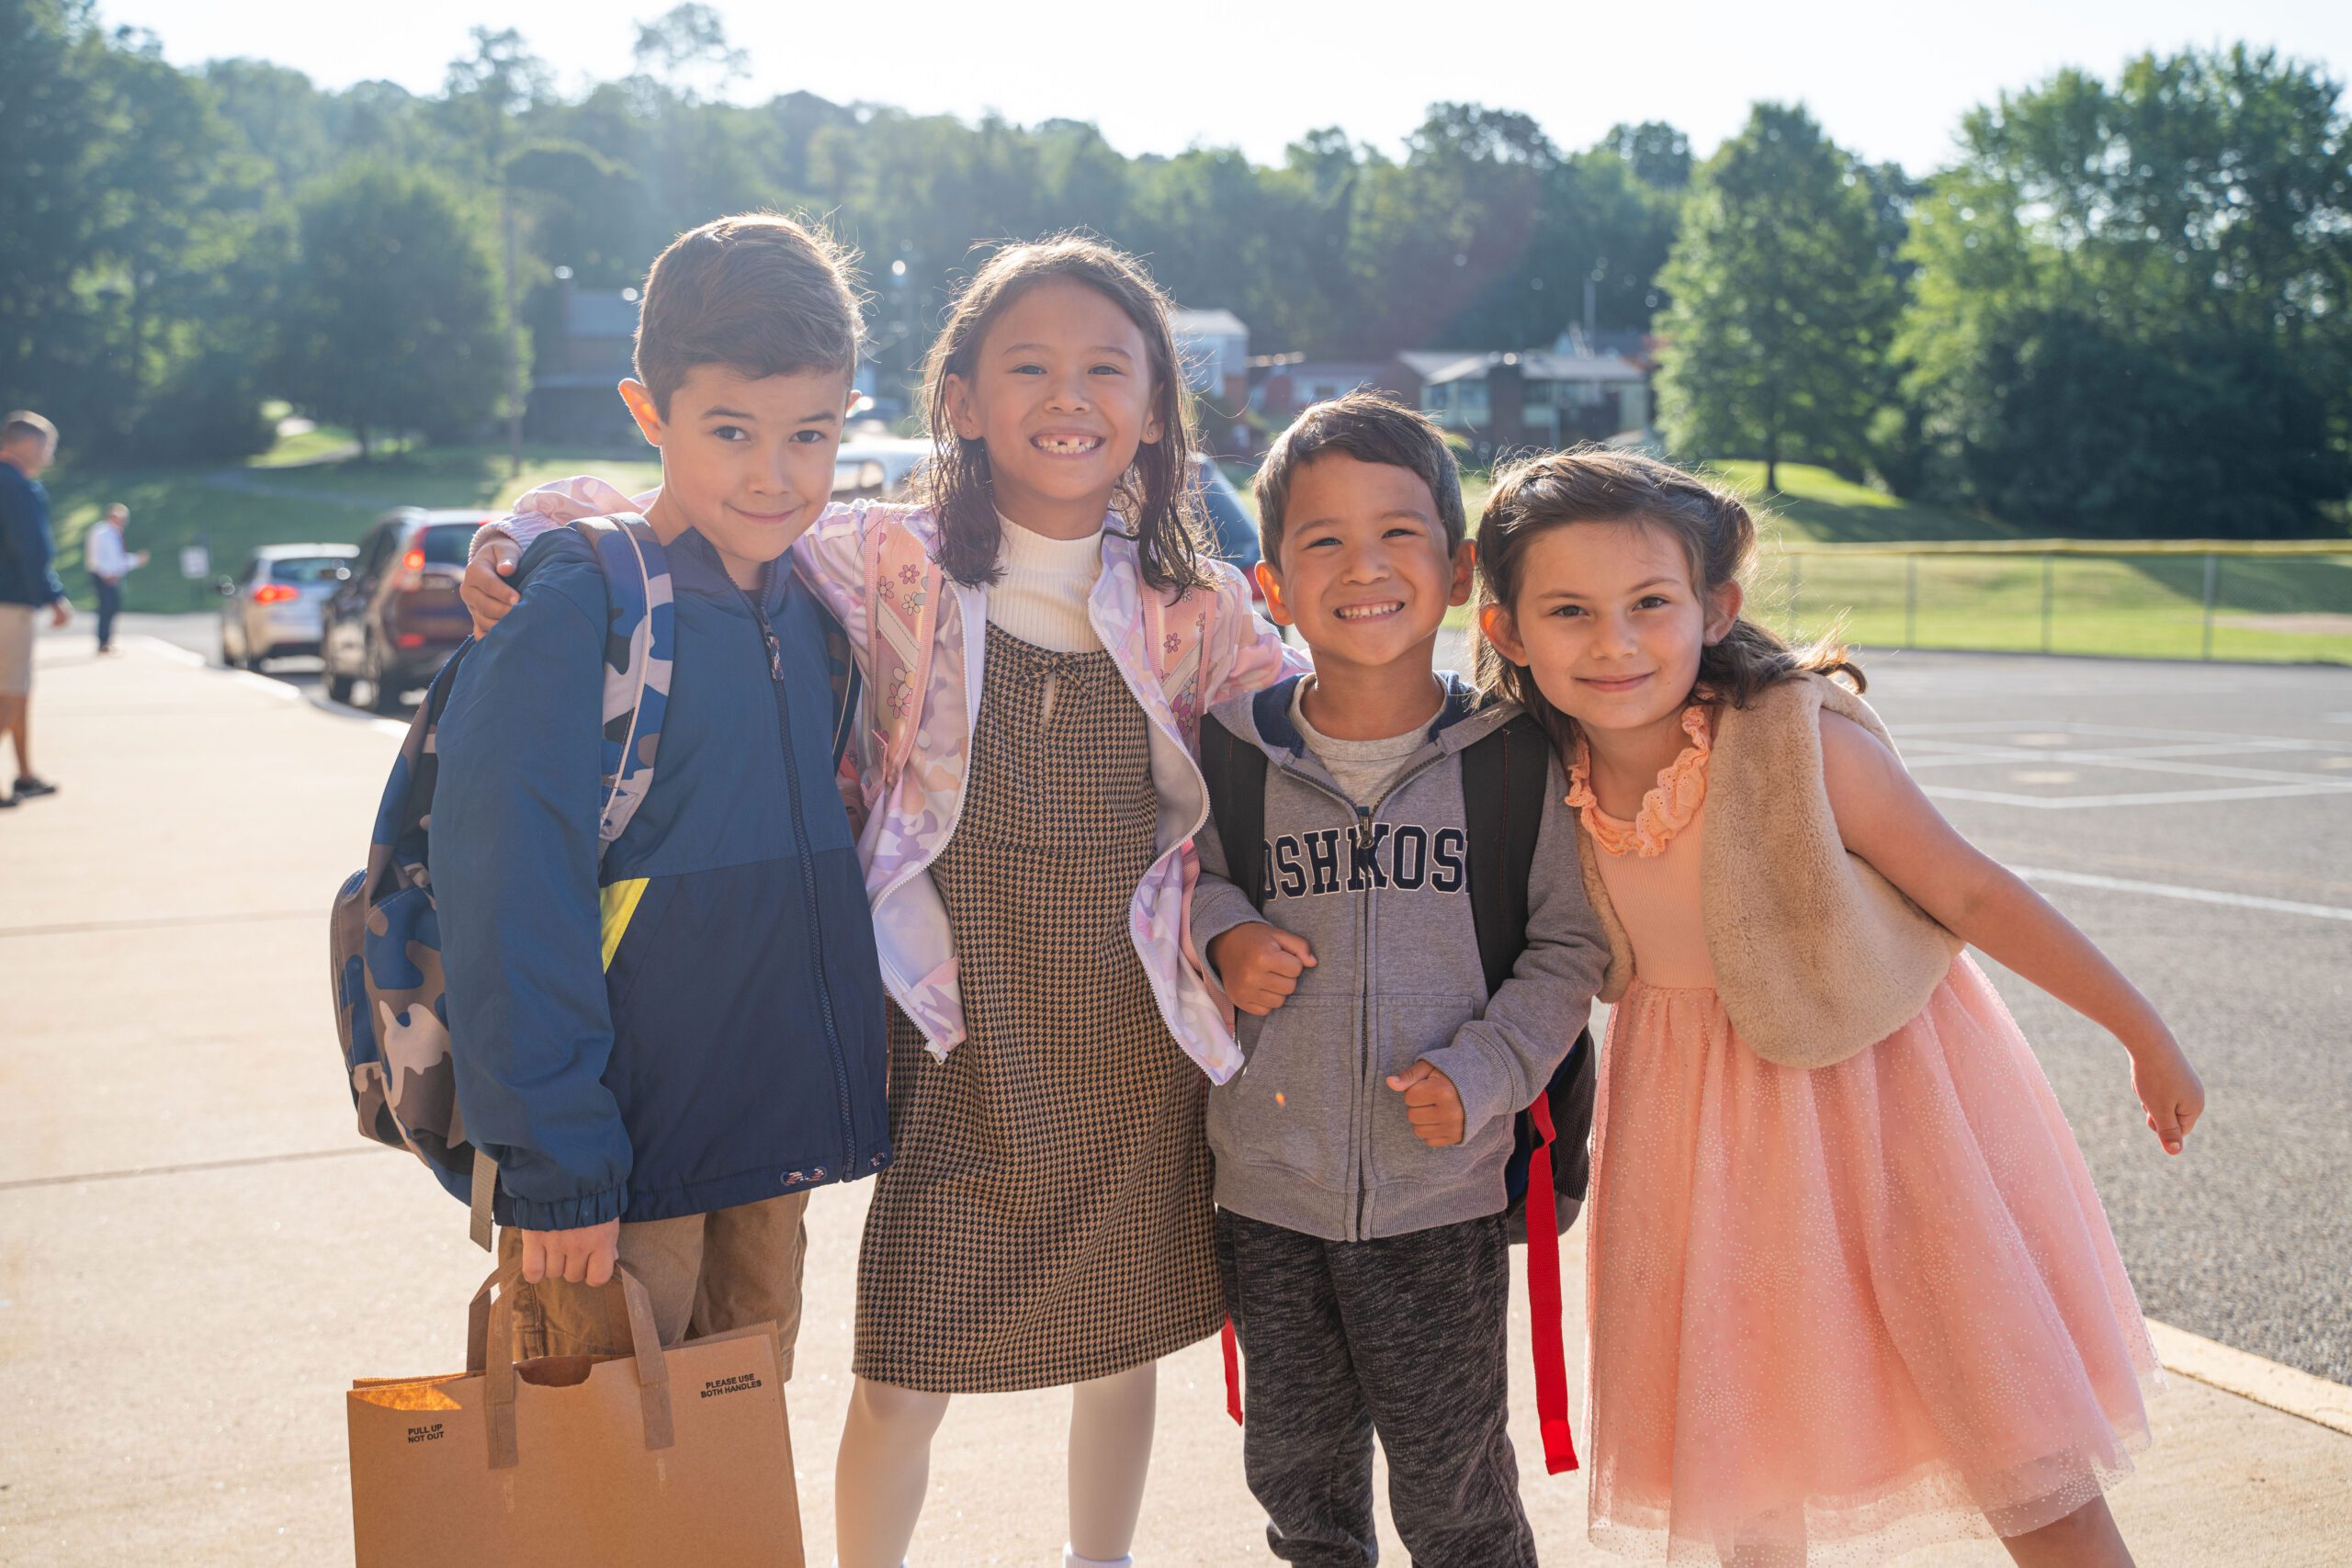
[1215,1209,1536,1567]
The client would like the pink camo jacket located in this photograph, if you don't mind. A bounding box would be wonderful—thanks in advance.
[488,475,1306,1084]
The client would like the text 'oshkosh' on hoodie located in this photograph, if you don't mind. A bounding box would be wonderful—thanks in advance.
[1190,675,1610,1243]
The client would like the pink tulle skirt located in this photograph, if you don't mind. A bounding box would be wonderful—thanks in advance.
[1586,956,2160,1564]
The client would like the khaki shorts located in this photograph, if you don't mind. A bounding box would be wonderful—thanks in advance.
[0,604,33,695]
[499,1189,811,1377]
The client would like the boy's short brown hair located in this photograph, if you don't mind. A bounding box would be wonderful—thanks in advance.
[1,411,58,451]
[1252,393,1465,565]
[634,214,864,413]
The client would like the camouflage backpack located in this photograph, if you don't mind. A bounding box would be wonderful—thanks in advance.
[329,516,674,1250]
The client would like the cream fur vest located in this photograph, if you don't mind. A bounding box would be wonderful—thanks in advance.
[1576,671,1962,1069]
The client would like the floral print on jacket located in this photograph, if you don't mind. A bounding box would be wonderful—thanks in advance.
[487,475,1305,1083]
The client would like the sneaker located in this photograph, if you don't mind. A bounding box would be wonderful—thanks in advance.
[0,792,15,807]
[11,776,59,801]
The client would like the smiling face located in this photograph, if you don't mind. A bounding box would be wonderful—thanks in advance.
[1260,453,1474,675]
[1482,517,1740,737]
[942,276,1161,534]
[621,362,853,588]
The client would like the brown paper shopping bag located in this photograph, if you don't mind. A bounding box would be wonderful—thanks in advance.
[348,1263,805,1567]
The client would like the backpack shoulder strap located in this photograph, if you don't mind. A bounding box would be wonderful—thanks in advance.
[864,511,941,794]
[570,515,674,848]
[1461,711,1550,998]
[818,601,862,773]
[1198,711,1270,910]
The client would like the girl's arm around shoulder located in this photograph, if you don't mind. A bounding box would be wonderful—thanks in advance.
[787,500,931,660]
[462,475,661,633]
[1819,710,2205,1153]
[1194,558,1310,710]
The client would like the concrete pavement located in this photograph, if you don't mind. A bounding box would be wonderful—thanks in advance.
[3,634,2349,1566]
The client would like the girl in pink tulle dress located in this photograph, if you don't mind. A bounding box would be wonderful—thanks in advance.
[1472,450,2206,1568]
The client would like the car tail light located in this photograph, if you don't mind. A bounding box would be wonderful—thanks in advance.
[394,545,427,592]
[252,582,298,604]
[395,633,426,649]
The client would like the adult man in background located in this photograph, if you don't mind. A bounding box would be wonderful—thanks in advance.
[83,502,146,654]
[0,410,71,806]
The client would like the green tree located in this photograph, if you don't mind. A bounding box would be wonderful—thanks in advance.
[278,164,507,454]
[1902,46,2352,534]
[1655,103,1898,489]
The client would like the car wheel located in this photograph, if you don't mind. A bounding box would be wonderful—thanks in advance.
[220,629,238,667]
[367,647,404,715]
[325,653,356,704]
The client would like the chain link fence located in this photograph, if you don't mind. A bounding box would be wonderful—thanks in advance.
[1752,540,2352,664]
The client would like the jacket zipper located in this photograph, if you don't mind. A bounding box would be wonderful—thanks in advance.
[1263,746,1468,1243]
[744,580,858,1180]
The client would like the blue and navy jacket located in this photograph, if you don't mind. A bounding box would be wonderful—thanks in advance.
[0,463,65,607]
[432,525,890,1230]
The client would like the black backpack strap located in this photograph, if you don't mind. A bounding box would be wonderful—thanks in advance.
[1198,712,1270,912]
[818,600,863,773]
[1461,712,1550,996]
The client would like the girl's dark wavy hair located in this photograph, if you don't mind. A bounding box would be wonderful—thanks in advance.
[1473,447,1865,762]
[915,234,1211,593]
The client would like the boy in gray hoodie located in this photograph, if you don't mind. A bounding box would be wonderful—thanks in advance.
[1193,395,1609,1567]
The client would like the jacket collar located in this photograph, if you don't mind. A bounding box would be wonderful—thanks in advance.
[1245,670,1490,760]
[667,526,789,615]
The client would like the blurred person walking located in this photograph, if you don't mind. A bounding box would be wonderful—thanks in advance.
[0,410,69,807]
[83,503,147,654]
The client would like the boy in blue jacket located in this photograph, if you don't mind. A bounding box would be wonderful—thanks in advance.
[432,214,888,1372]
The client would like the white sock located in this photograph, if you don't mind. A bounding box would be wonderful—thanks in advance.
[1065,1551,1134,1568]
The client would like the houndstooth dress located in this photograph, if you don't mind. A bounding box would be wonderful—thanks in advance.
[853,626,1224,1393]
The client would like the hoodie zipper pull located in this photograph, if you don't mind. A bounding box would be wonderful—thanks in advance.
[1353,805,1375,850]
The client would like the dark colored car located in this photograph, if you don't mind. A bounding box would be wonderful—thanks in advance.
[321,509,492,712]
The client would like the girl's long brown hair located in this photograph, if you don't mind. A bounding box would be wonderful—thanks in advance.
[916,234,1211,594]
[1473,447,1864,761]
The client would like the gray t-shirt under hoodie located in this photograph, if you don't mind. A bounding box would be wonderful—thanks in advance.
[1290,679,1429,807]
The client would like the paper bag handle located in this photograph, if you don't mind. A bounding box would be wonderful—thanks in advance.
[467,1261,677,1471]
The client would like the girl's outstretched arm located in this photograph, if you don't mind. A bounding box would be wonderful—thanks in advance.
[1819,712,2206,1154]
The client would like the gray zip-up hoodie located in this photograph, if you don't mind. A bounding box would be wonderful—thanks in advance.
[1191,673,1611,1243]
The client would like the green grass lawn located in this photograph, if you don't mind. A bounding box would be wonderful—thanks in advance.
[1220,456,2348,664]
[62,439,2350,664]
[47,434,663,614]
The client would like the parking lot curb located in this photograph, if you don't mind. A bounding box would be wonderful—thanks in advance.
[2148,1320,2352,1438]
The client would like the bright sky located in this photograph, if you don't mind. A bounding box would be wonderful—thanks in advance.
[104,0,2351,174]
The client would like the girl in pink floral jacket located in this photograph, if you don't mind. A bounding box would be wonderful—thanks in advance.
[471,236,1298,1568]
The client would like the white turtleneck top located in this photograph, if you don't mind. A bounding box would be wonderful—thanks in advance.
[986,513,1105,653]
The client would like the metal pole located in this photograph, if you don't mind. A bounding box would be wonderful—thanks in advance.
[1905,553,1917,649]
[2041,554,2053,654]
[2200,554,2218,660]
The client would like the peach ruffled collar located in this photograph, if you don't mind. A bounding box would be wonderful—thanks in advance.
[1567,706,1711,858]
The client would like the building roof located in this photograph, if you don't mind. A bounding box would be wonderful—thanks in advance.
[1171,307,1249,338]
[1419,350,1647,387]
[564,289,642,340]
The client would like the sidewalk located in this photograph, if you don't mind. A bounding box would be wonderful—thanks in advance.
[3,635,2348,1566]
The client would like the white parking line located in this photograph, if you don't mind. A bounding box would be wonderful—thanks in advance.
[2011,865,2352,922]
[1900,718,2352,752]
[1902,746,2352,788]
[1930,782,2352,810]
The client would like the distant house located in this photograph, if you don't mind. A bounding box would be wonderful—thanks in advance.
[1250,360,1402,422]
[1394,330,1652,452]
[526,282,641,447]
[1171,308,1250,405]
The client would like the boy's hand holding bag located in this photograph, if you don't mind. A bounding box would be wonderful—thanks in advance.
[347,1262,805,1567]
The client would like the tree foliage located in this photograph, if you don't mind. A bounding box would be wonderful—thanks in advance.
[1654,104,1900,489]
[277,164,506,454]
[1901,45,2352,534]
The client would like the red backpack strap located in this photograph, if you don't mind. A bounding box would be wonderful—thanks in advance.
[863,513,940,795]
[1523,1092,1578,1473]
[1221,1317,1244,1426]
